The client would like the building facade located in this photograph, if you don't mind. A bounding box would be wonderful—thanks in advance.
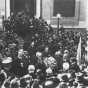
[0,0,87,28]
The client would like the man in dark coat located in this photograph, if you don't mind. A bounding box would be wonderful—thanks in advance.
[54,51,63,70]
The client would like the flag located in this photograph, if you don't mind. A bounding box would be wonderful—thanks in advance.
[76,36,81,65]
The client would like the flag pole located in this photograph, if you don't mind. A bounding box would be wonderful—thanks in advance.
[76,33,81,65]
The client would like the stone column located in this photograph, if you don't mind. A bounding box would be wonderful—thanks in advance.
[6,0,10,18]
[85,0,88,63]
[42,0,53,24]
[36,0,41,18]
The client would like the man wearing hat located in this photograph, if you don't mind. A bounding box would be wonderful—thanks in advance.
[1,57,13,77]
[70,57,80,73]
[35,51,46,71]
[42,68,60,88]
[35,51,46,83]
[20,65,36,88]
[10,56,28,77]
[54,50,63,71]
[63,50,70,62]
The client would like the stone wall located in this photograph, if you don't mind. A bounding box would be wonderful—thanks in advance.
[0,0,5,11]
[0,0,87,28]
[42,0,87,28]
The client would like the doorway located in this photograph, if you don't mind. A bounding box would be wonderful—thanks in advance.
[10,0,36,17]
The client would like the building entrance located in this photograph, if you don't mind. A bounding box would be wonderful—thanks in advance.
[10,0,36,17]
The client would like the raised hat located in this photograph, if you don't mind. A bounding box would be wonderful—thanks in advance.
[2,57,12,64]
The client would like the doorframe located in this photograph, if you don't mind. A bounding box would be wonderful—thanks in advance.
[5,0,41,18]
[5,0,10,19]
[36,0,41,18]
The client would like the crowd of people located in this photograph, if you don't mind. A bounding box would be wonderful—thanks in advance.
[0,12,87,88]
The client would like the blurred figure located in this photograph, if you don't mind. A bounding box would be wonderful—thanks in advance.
[70,57,80,73]
[35,52,46,81]
[0,68,7,87]
[63,61,70,72]
[63,50,70,62]
[54,50,63,70]
[43,46,50,57]
[1,57,13,77]
[20,65,36,88]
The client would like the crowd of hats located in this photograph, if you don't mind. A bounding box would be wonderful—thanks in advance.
[0,12,87,88]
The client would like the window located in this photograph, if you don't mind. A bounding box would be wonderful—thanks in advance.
[51,0,80,26]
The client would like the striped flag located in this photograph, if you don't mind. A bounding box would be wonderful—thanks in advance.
[76,36,81,65]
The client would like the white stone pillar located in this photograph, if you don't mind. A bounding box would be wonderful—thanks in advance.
[86,0,88,63]
[42,0,53,23]
[6,0,10,18]
[36,0,40,18]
